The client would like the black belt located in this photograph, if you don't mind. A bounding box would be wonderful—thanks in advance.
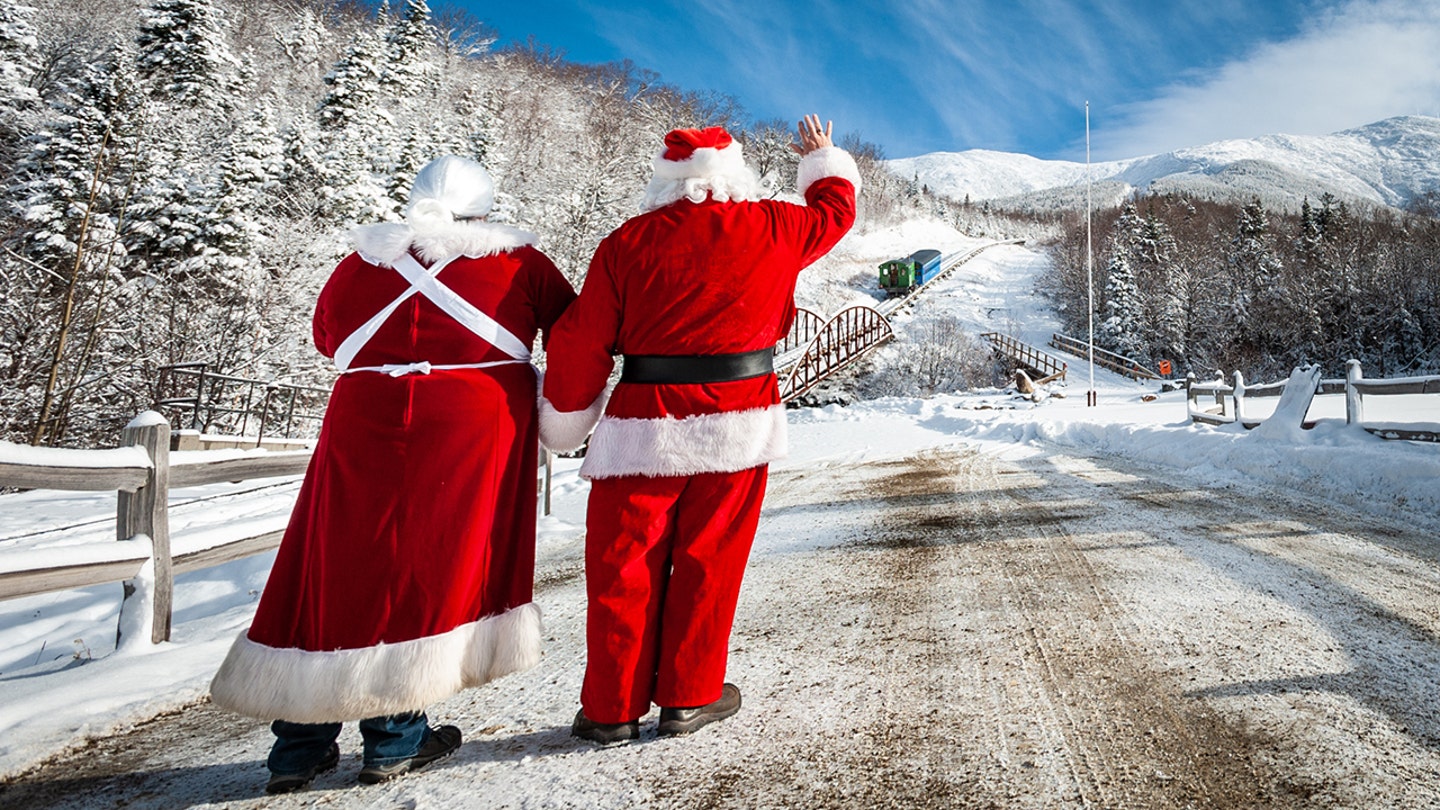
[620,348,775,384]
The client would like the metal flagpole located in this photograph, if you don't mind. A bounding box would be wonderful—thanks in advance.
[1085,101,1097,407]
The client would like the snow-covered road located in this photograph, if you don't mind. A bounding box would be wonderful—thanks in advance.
[5,439,1438,808]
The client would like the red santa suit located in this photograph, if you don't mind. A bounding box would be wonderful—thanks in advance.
[210,166,576,723]
[541,128,859,724]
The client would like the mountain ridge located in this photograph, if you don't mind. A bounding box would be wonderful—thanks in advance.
[886,115,1440,212]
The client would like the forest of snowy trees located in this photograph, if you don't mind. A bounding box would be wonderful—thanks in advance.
[0,0,923,448]
[1042,193,1440,381]
[6,0,1434,450]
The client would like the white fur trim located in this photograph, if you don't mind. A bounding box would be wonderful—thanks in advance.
[797,146,862,197]
[641,142,765,212]
[653,142,747,181]
[539,390,610,453]
[580,405,788,479]
[209,603,543,723]
[351,220,538,267]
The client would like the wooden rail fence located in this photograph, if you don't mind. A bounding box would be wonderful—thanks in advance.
[1186,360,1440,441]
[1048,333,1161,381]
[0,412,313,645]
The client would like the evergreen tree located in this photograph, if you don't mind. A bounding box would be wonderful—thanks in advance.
[383,0,435,94]
[385,126,429,216]
[317,21,387,129]
[209,102,284,261]
[1226,199,1282,353]
[136,0,241,106]
[1100,250,1145,359]
[0,3,41,146]
[1097,203,1147,358]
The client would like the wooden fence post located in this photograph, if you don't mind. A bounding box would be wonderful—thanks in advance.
[543,449,553,517]
[1232,370,1247,425]
[117,411,172,645]
[1345,359,1364,426]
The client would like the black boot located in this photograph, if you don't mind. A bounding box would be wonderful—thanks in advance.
[571,710,641,744]
[357,725,462,785]
[658,683,741,737]
[265,742,340,794]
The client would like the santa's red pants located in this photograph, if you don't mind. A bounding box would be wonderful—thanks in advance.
[580,465,768,724]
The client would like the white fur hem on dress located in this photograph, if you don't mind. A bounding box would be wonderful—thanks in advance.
[209,603,543,723]
[579,405,788,479]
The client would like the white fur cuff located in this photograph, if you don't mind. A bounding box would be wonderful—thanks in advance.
[580,405,788,479]
[539,392,610,452]
[797,147,863,196]
[209,603,543,723]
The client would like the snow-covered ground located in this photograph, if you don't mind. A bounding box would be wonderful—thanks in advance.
[3,217,1438,797]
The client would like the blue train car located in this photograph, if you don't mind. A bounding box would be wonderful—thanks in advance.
[878,249,943,296]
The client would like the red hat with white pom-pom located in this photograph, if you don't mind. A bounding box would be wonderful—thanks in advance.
[652,126,747,180]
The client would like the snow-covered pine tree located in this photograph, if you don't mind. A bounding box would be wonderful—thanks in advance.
[1227,198,1287,359]
[208,101,283,261]
[382,0,436,95]
[1100,250,1145,359]
[384,126,429,216]
[1134,212,1182,364]
[0,2,41,148]
[1288,197,1328,359]
[317,19,387,130]
[1098,203,1148,359]
[136,0,241,106]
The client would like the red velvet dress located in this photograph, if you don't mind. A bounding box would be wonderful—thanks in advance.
[211,225,575,723]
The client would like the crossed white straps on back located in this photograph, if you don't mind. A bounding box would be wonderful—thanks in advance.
[334,252,532,376]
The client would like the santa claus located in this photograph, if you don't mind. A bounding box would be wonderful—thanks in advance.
[541,115,860,742]
[210,156,575,791]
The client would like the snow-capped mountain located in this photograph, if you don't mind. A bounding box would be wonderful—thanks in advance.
[888,115,1440,212]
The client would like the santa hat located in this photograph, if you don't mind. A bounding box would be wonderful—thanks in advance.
[653,127,746,179]
[406,155,495,223]
[642,126,761,211]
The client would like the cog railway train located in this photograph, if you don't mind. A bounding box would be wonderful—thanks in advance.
[878,249,943,297]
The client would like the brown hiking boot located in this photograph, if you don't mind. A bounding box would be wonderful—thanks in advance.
[571,710,641,744]
[658,683,741,737]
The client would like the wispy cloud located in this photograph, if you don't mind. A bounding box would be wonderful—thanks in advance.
[501,0,1439,160]
[1098,0,1440,158]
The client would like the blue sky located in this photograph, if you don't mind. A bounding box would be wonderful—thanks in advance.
[444,0,1440,161]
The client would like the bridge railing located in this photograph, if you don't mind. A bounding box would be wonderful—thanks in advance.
[156,362,329,446]
[780,306,893,402]
[981,332,1067,381]
[776,308,825,359]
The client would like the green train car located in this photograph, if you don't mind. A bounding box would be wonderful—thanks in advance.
[878,249,943,296]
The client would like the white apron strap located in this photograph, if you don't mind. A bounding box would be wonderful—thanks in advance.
[331,253,531,373]
[391,253,533,361]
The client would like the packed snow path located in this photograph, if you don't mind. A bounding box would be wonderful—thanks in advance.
[4,445,1439,808]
